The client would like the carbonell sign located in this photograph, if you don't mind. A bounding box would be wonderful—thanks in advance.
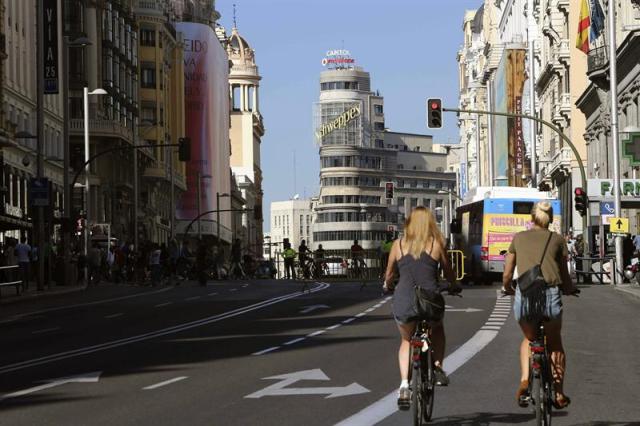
[315,105,361,139]
[321,49,355,67]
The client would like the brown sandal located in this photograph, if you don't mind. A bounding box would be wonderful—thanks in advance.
[553,394,571,409]
[516,380,529,407]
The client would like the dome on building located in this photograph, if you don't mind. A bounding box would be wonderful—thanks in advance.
[227,27,255,63]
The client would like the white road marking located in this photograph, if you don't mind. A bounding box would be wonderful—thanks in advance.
[230,289,238,292]
[342,318,355,324]
[283,337,306,346]
[104,313,124,319]
[355,313,366,318]
[185,296,201,301]
[335,293,506,426]
[326,324,342,330]
[143,376,188,390]
[245,369,369,399]
[155,302,172,308]
[0,283,331,374]
[31,327,60,335]
[208,292,218,296]
[0,372,101,402]
[300,305,330,314]
[252,346,281,356]
[307,330,325,337]
[365,308,375,313]
[242,284,249,288]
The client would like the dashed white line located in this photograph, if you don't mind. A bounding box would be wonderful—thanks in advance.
[154,302,172,308]
[365,308,375,313]
[31,327,60,335]
[208,292,218,296]
[342,318,356,324]
[185,296,201,301]
[105,313,124,319]
[284,337,306,346]
[307,330,325,337]
[252,346,280,356]
[326,324,342,330]
[143,376,188,390]
[229,289,238,292]
[355,313,366,318]
[242,284,249,288]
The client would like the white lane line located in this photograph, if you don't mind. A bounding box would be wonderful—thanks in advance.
[185,296,201,301]
[208,292,218,296]
[326,324,342,330]
[229,289,238,292]
[489,315,509,319]
[155,302,172,308]
[481,326,502,330]
[6,287,173,321]
[283,337,306,346]
[143,376,188,390]
[365,308,375,313]
[307,330,325,337]
[0,283,331,374]
[242,284,249,288]
[31,327,60,335]
[355,313,366,318]
[252,346,280,356]
[335,294,505,426]
[105,313,124,319]
[342,318,356,324]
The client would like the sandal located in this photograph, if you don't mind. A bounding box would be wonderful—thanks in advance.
[516,380,529,407]
[553,394,571,409]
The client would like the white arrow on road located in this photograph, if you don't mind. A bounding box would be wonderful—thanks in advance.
[245,369,369,399]
[0,371,102,402]
[445,307,483,313]
[299,305,330,314]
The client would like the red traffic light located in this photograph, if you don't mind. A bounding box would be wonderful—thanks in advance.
[431,102,439,110]
[574,187,585,196]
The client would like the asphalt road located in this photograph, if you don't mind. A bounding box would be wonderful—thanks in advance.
[0,280,639,425]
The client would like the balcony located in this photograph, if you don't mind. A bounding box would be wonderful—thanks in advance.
[541,147,573,179]
[559,92,572,118]
[557,40,570,65]
[587,45,610,87]
[69,118,134,143]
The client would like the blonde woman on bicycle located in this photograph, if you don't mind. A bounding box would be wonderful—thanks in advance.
[383,207,458,409]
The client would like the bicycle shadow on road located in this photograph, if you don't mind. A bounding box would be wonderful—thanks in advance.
[425,410,567,425]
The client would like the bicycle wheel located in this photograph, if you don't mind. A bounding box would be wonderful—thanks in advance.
[423,349,435,421]
[411,355,424,426]
[541,360,553,425]
[532,371,545,426]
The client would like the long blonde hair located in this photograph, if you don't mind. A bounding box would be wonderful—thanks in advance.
[403,207,444,259]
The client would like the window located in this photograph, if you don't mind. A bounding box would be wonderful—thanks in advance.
[374,122,385,131]
[140,28,155,46]
[423,198,431,208]
[375,139,384,148]
[141,67,156,88]
[410,198,418,208]
[374,104,383,115]
[141,106,156,123]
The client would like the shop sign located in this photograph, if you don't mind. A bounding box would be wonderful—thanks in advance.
[4,203,23,218]
[43,0,59,94]
[514,96,524,172]
[587,179,640,199]
[315,104,361,139]
[321,49,355,68]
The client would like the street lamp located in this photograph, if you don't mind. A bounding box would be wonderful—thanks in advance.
[217,192,230,247]
[83,87,106,282]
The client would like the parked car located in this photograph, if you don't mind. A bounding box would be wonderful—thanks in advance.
[323,257,348,276]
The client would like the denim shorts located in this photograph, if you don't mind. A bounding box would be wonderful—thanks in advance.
[513,285,563,322]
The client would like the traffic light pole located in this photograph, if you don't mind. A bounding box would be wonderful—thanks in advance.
[443,107,590,255]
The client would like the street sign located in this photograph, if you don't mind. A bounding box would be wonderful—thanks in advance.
[609,217,629,234]
[29,178,50,207]
[600,201,615,215]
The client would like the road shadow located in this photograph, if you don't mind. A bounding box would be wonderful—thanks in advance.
[428,410,567,425]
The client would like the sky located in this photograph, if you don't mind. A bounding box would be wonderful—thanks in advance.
[216,0,483,231]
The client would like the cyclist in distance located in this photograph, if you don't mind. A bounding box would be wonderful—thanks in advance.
[383,207,458,408]
[502,201,578,409]
[350,239,365,269]
[298,240,312,279]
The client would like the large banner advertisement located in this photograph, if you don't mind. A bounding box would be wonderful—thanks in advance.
[483,214,562,261]
[175,22,229,230]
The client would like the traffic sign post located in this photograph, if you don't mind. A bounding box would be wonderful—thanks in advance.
[29,178,50,207]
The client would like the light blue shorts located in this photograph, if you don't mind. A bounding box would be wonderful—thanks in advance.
[513,285,563,322]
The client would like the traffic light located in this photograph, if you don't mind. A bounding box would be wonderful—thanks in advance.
[427,98,443,129]
[574,187,587,216]
[178,137,191,162]
[385,182,394,199]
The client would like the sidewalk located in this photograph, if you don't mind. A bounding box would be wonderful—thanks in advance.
[0,281,88,306]
[614,283,640,301]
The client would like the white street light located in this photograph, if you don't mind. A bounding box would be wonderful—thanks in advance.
[83,87,106,282]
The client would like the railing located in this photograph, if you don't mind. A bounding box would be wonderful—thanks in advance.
[587,45,608,74]
[574,255,614,284]
[69,119,134,142]
[0,265,22,297]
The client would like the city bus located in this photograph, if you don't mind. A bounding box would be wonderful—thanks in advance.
[453,186,561,285]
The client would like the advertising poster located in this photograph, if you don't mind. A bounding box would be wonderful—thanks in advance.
[175,22,230,229]
[483,214,562,261]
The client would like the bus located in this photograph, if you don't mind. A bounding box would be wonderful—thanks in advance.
[453,186,561,285]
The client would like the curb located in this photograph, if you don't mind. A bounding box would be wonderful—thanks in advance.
[0,284,88,307]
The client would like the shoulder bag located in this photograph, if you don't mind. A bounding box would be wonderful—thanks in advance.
[516,231,553,321]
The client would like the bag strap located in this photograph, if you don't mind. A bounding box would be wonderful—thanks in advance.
[399,239,404,256]
[539,231,553,265]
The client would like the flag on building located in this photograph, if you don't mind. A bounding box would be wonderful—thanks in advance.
[589,0,605,42]
[576,0,591,53]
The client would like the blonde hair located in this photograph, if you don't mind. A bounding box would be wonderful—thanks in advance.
[532,201,553,228]
[403,207,444,259]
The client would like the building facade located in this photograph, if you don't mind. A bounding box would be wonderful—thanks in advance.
[313,59,455,250]
[269,198,313,258]
[224,25,265,256]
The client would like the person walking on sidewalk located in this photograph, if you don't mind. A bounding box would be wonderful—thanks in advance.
[87,242,102,285]
[15,238,31,291]
[229,239,246,279]
[149,243,162,287]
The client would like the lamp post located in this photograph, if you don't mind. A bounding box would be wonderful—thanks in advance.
[62,36,91,285]
[216,192,230,247]
[83,87,106,282]
[438,188,462,246]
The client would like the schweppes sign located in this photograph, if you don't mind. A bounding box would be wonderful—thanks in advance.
[315,104,361,139]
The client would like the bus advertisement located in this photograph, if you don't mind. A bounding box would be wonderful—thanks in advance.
[454,187,561,285]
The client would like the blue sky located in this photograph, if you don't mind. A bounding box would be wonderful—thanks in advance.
[216,0,483,231]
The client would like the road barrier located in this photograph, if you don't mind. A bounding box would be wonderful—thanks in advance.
[447,250,466,281]
[0,265,22,297]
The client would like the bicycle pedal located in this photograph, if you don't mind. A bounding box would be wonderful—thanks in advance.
[518,395,531,408]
